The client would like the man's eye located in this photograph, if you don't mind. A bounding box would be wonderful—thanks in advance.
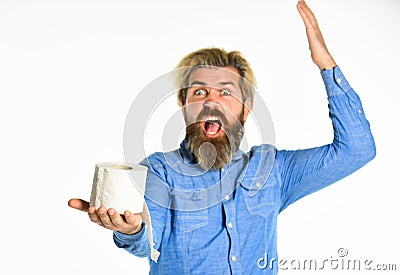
[194,89,207,96]
[221,89,231,96]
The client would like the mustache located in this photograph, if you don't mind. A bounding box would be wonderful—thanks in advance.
[196,106,229,125]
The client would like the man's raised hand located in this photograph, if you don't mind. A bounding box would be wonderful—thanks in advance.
[297,0,337,70]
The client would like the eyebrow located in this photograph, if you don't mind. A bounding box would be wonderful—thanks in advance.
[219,81,236,87]
[189,81,207,86]
[189,81,237,87]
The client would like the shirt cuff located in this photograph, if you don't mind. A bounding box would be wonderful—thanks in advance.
[113,222,147,243]
[321,66,352,97]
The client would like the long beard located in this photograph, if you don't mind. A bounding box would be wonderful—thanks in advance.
[185,109,245,170]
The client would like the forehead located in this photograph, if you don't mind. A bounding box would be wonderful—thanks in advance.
[188,66,240,85]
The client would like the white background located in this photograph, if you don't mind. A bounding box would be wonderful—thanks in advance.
[1,0,399,274]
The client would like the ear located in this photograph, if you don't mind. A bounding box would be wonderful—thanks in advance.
[242,99,252,123]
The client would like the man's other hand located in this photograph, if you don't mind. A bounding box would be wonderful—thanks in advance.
[68,198,143,235]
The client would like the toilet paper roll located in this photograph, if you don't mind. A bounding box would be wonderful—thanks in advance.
[90,162,147,214]
[89,162,160,262]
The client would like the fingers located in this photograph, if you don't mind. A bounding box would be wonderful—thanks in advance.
[88,206,102,224]
[69,198,142,234]
[297,0,319,30]
[296,0,336,70]
[87,206,143,234]
[123,210,138,225]
[88,206,116,228]
[108,209,125,227]
[68,198,90,212]
[120,211,143,234]
[124,211,143,231]
[97,206,115,228]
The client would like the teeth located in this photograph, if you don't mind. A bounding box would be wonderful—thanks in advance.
[203,115,222,136]
[204,116,219,121]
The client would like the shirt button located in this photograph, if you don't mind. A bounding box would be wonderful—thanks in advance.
[232,256,237,262]
[224,195,230,201]
[337,78,342,84]
[358,109,362,114]
[255,182,261,188]
[221,168,224,172]
[227,222,233,228]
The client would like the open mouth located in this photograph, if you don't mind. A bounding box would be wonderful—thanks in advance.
[202,116,223,137]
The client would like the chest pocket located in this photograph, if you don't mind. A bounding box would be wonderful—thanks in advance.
[172,209,209,232]
[240,173,279,219]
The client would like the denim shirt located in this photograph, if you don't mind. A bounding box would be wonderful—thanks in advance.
[113,66,376,274]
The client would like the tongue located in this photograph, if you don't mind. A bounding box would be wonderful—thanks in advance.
[205,122,220,134]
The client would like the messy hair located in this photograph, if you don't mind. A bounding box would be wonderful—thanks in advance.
[175,48,257,108]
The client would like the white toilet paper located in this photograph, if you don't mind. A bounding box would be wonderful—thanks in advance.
[90,162,147,214]
[89,162,160,262]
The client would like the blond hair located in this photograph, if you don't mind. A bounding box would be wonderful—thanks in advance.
[175,48,256,108]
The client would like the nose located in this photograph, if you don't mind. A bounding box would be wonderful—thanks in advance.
[203,100,220,109]
[203,88,222,107]
[203,93,224,114]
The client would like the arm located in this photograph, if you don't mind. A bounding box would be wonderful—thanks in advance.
[278,1,376,211]
[278,67,376,211]
[114,154,170,259]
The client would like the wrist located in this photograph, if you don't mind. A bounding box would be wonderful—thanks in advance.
[316,56,337,71]
[120,222,144,235]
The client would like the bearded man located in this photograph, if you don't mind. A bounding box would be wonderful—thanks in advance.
[68,1,376,274]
